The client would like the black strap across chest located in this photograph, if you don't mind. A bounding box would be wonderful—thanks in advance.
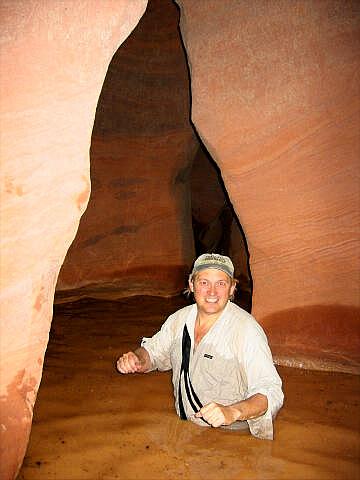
[178,324,209,424]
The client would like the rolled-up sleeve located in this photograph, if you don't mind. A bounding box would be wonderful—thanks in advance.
[242,322,284,440]
[141,313,176,372]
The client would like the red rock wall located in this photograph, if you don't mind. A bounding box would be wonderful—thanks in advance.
[56,0,198,302]
[177,0,360,372]
[0,2,147,479]
[1,1,360,477]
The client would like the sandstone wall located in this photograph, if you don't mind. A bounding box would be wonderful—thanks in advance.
[56,0,198,302]
[0,2,147,478]
[177,0,360,372]
[2,2,360,477]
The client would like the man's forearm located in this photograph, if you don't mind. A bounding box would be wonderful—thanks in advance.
[195,393,269,427]
[229,393,268,421]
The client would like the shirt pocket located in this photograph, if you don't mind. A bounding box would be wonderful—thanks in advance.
[200,354,231,387]
[201,355,244,403]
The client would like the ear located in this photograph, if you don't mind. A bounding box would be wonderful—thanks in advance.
[188,277,194,293]
[229,282,236,297]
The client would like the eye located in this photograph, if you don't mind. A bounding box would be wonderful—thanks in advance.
[217,281,226,287]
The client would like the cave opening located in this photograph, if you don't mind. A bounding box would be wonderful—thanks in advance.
[55,0,252,311]
[189,141,252,311]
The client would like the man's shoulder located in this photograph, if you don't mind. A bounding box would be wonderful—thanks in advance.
[227,302,254,322]
[227,302,268,339]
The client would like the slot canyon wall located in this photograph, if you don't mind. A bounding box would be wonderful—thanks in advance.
[0,1,147,479]
[176,0,360,372]
[55,0,252,309]
[56,0,198,302]
[0,1,359,479]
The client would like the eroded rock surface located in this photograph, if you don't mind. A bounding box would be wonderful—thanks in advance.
[2,1,360,478]
[56,0,198,302]
[0,2,147,478]
[177,0,360,371]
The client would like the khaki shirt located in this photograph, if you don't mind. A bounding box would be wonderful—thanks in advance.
[141,301,283,440]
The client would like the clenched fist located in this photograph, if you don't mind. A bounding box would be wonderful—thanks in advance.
[116,347,152,374]
[194,402,242,427]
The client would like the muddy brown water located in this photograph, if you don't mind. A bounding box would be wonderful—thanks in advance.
[18,296,360,480]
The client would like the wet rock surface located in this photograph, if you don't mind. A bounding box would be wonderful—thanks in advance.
[18,297,360,480]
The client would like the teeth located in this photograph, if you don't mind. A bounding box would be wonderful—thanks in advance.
[206,298,218,303]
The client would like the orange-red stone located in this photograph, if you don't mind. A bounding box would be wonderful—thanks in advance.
[1,1,360,478]
[0,2,147,479]
[177,0,360,372]
[56,0,198,301]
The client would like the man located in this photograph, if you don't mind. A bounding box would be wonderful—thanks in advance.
[117,253,283,440]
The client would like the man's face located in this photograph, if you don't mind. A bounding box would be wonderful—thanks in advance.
[189,268,235,317]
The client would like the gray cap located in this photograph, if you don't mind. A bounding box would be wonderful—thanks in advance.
[191,253,234,278]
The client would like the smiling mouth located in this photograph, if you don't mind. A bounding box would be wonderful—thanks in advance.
[205,298,218,303]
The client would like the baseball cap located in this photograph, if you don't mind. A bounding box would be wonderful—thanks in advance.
[191,253,234,278]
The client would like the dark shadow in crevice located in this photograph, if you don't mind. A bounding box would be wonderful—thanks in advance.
[189,141,253,313]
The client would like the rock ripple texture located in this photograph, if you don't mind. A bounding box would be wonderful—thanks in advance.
[176,0,360,372]
[0,2,147,479]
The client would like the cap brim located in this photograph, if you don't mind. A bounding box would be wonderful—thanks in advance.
[193,264,233,278]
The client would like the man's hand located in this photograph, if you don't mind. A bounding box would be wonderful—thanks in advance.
[194,402,241,427]
[116,347,152,374]
[117,352,142,374]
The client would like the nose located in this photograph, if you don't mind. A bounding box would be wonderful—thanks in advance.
[208,283,216,295]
